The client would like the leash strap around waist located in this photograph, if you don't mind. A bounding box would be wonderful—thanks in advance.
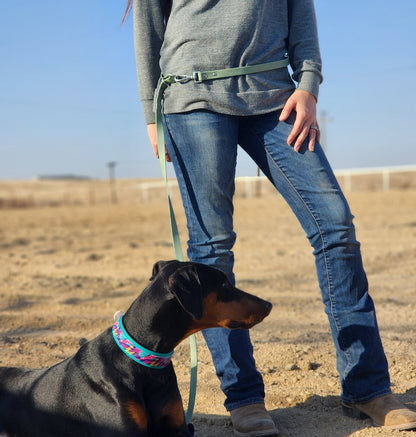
[174,57,289,83]
[154,57,289,424]
[155,57,289,152]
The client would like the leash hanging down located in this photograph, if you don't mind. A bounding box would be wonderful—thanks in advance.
[155,97,198,426]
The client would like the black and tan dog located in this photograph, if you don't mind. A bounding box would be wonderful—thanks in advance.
[0,260,272,437]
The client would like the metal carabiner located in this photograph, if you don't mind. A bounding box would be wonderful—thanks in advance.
[174,75,194,83]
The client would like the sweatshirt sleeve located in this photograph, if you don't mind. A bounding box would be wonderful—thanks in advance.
[287,0,323,100]
[133,0,168,124]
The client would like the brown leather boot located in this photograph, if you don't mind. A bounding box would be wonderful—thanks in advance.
[230,403,278,436]
[342,393,416,430]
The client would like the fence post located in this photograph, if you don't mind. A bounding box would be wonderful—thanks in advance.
[382,169,390,191]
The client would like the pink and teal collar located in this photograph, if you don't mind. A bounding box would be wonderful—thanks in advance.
[112,315,173,369]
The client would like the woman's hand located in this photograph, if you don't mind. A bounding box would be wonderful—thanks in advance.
[147,123,171,162]
[279,89,320,152]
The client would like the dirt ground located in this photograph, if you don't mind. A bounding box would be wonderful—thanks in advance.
[0,184,415,436]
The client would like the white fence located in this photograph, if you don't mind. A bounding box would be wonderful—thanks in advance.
[1,165,415,208]
[138,164,416,201]
[334,164,416,192]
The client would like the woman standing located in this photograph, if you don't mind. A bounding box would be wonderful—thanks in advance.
[127,1,416,435]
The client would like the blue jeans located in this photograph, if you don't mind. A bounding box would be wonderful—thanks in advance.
[163,109,391,410]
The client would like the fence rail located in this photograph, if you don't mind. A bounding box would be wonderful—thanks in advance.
[334,164,416,192]
[139,164,416,200]
[0,165,415,208]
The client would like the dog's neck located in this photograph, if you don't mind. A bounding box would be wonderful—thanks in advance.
[120,290,194,355]
[112,316,173,369]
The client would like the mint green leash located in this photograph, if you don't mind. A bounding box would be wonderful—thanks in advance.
[155,87,197,425]
[156,82,197,425]
[155,57,289,424]
[174,57,289,83]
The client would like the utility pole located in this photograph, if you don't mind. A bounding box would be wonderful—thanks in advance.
[107,161,118,204]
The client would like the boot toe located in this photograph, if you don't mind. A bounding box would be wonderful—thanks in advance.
[230,403,279,437]
[342,394,416,430]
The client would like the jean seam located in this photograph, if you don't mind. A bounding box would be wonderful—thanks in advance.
[164,114,202,261]
[262,145,353,384]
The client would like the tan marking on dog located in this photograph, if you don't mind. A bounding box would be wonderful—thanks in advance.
[125,400,148,431]
[176,291,270,346]
[201,293,264,326]
[197,292,263,328]
[161,398,186,428]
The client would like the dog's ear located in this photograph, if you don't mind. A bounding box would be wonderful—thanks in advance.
[150,260,175,281]
[168,265,203,320]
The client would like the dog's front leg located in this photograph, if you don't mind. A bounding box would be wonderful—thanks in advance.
[148,385,191,437]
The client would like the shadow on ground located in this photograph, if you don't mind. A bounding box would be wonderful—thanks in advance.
[192,391,416,437]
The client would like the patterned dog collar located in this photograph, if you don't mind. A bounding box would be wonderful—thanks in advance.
[112,315,173,369]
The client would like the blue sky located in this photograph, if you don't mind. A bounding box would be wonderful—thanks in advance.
[1,1,415,180]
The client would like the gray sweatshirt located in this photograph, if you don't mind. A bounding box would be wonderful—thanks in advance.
[133,0,323,124]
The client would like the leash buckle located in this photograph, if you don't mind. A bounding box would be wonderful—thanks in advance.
[192,71,203,83]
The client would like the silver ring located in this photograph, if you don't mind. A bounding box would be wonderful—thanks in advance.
[310,125,319,131]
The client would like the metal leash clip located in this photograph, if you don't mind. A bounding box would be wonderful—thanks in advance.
[173,74,195,83]
[174,71,206,83]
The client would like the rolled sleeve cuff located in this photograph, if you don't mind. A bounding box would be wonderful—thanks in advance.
[141,99,156,124]
[296,69,323,102]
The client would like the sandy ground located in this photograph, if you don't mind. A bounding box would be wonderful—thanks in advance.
[0,186,415,436]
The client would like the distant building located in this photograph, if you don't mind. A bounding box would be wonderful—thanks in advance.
[36,174,91,181]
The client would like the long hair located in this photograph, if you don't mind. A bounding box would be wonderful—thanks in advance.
[121,0,132,24]
[122,0,172,24]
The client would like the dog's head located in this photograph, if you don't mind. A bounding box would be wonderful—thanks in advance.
[151,260,272,331]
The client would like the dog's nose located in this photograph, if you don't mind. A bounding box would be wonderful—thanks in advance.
[264,301,273,315]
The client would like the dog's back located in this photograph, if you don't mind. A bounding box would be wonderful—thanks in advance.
[0,332,134,436]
